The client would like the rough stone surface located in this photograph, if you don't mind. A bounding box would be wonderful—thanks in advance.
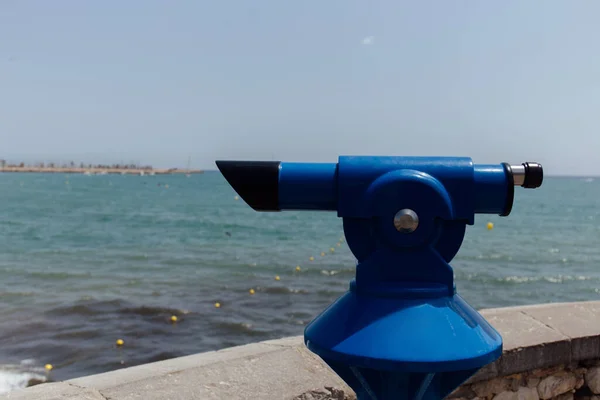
[292,387,355,400]
[537,374,577,399]
[494,391,519,400]
[510,375,525,391]
[586,367,600,394]
[553,393,574,400]
[528,378,542,388]
[101,345,349,400]
[518,386,539,400]
[533,367,567,379]
[70,342,282,391]
[467,360,501,384]
[0,382,105,400]
[583,360,600,368]
[262,336,304,348]
[449,386,477,399]
[442,360,595,400]
[472,377,510,397]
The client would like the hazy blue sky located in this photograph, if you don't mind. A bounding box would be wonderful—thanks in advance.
[1,1,599,174]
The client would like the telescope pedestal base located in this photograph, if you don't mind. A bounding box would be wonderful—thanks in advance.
[327,360,478,400]
[304,291,502,400]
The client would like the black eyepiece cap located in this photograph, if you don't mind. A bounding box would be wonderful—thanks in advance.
[215,160,281,211]
[522,162,543,189]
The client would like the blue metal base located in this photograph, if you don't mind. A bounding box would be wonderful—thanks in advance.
[304,288,502,400]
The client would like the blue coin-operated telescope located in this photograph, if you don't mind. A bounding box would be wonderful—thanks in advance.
[216,157,543,400]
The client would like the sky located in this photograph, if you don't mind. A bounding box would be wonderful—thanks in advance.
[1,1,599,175]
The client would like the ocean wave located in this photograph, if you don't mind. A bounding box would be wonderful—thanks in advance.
[28,271,93,279]
[47,299,124,317]
[53,329,103,340]
[258,286,309,295]
[0,291,35,298]
[47,299,189,319]
[457,273,594,284]
[316,288,347,296]
[213,321,266,336]
[457,253,583,265]
[0,363,47,395]
[121,305,190,317]
[0,220,25,227]
[317,268,355,277]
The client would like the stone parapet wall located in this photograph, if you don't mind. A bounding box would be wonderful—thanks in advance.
[447,301,600,400]
[450,362,600,400]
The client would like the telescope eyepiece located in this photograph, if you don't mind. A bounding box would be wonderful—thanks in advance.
[522,162,543,188]
[510,162,543,188]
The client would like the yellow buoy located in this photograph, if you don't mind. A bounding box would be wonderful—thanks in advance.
[309,256,314,262]
[274,275,281,281]
[116,339,124,346]
[214,302,221,308]
[295,266,301,272]
[170,315,178,323]
[320,252,326,257]
[45,364,53,371]
[330,247,335,253]
[249,288,255,295]
[487,222,494,230]
[234,196,239,200]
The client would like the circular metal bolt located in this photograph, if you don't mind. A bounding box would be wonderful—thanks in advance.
[394,209,419,233]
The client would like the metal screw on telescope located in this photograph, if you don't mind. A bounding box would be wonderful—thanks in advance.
[394,209,419,233]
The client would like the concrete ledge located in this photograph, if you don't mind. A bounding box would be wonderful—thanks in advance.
[468,301,600,384]
[2,337,350,400]
[4,301,600,399]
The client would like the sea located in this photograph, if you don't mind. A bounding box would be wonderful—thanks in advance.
[0,172,597,393]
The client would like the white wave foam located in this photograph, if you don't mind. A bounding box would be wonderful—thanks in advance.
[462,274,594,284]
[503,275,591,284]
[503,276,535,283]
[0,370,45,394]
[0,363,47,394]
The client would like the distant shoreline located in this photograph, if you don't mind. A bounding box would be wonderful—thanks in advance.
[0,167,204,175]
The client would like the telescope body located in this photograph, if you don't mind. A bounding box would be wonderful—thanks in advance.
[216,156,543,400]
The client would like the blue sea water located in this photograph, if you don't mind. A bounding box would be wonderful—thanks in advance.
[0,172,598,392]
